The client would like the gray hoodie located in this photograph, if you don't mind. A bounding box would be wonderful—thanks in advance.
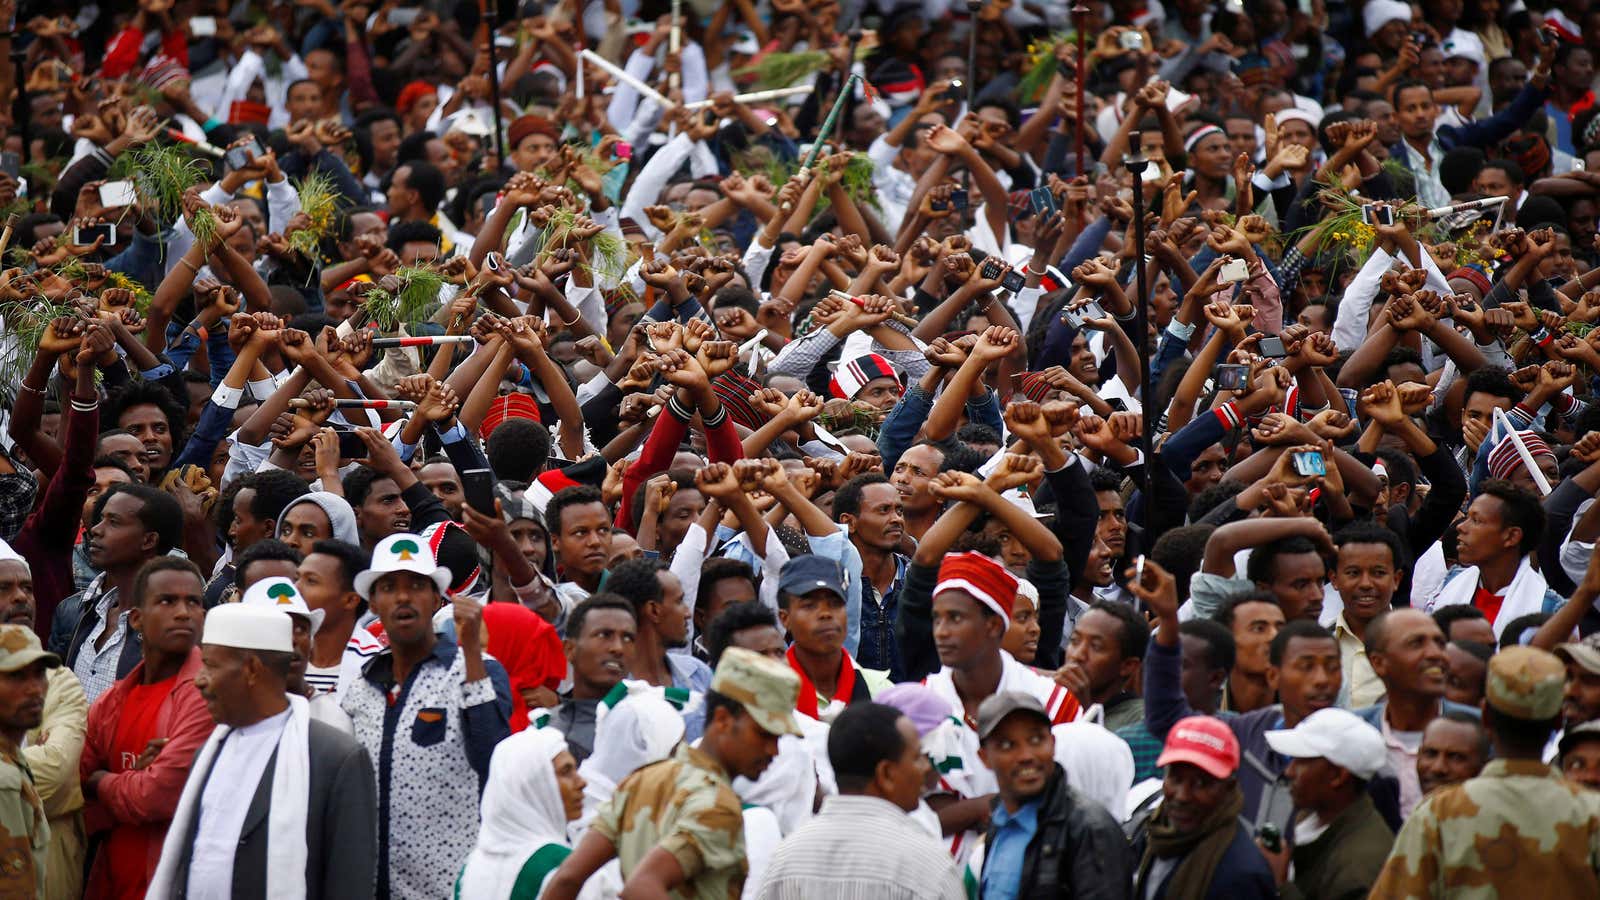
[276,491,361,547]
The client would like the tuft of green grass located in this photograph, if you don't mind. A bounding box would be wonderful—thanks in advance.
[289,171,341,261]
[110,143,209,231]
[0,294,79,386]
[361,265,447,332]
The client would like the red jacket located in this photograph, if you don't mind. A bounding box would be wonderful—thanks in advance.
[79,648,213,899]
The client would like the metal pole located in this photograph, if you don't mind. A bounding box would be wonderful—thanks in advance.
[10,43,26,166]
[1125,132,1152,534]
[1072,4,1088,178]
[483,2,505,165]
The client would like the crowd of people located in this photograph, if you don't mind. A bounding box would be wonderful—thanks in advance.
[0,0,1599,897]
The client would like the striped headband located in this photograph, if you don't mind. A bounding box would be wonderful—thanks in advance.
[1184,125,1224,155]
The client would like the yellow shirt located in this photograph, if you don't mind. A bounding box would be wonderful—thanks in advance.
[1334,613,1386,709]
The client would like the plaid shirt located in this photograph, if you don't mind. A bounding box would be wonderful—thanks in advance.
[0,472,37,543]
[1114,722,1166,785]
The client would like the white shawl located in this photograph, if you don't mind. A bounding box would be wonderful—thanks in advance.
[1426,555,1550,638]
[148,694,311,900]
[459,727,572,900]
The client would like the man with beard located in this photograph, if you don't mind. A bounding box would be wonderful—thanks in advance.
[606,559,711,741]
[833,474,910,680]
[1138,558,1342,834]
[0,541,89,900]
[0,622,62,898]
[1355,609,1480,819]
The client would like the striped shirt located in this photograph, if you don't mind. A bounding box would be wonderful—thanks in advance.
[755,795,965,900]
[307,628,388,697]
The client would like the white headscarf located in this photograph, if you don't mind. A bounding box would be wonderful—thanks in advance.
[0,538,27,574]
[1052,712,1135,821]
[458,728,572,900]
[576,694,685,832]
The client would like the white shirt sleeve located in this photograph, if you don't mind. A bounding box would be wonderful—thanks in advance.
[1331,246,1395,353]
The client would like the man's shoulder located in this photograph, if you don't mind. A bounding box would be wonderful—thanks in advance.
[306,717,368,764]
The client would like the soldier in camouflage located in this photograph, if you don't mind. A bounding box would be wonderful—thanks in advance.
[0,624,62,899]
[1371,646,1600,898]
[545,647,802,900]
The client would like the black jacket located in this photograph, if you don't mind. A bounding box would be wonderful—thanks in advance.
[980,764,1134,900]
[168,718,379,900]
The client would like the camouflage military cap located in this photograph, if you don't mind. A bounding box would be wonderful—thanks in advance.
[1486,645,1565,720]
[710,647,802,736]
[1554,632,1600,676]
[0,625,59,673]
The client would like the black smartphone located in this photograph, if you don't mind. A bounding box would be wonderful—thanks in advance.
[72,223,116,246]
[334,428,368,459]
[462,467,498,517]
[942,79,964,101]
[981,259,1003,281]
[1105,397,1129,412]
[1000,269,1026,292]
[0,152,18,180]
[1258,336,1288,358]
[1216,363,1250,391]
[949,188,969,210]
[703,109,717,126]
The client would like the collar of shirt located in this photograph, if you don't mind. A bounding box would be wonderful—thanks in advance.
[991,797,1040,831]
[363,633,459,689]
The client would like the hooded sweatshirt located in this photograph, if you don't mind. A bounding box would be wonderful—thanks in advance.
[276,492,361,547]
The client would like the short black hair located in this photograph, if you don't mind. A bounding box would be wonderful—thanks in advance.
[1481,158,1525,187]
[607,558,668,615]
[567,592,637,638]
[1180,619,1236,673]
[956,422,1001,448]
[91,455,137,481]
[309,539,368,593]
[395,159,446,212]
[1089,467,1126,494]
[1497,612,1550,649]
[1246,535,1323,585]
[385,219,443,254]
[1433,708,1491,761]
[704,689,748,728]
[1485,702,1558,753]
[1151,524,1215,604]
[238,469,311,530]
[1375,447,1420,491]
[1187,481,1245,521]
[1087,600,1149,661]
[1433,604,1488,639]
[832,472,891,521]
[1478,480,1545,555]
[486,419,550,481]
[234,539,304,589]
[1334,521,1408,571]
[546,485,606,536]
[705,602,779,668]
[133,556,204,608]
[711,285,759,316]
[698,557,758,610]
[1212,589,1283,631]
[92,484,183,556]
[829,702,911,793]
[342,465,388,509]
[1269,620,1334,667]
[1464,367,1518,405]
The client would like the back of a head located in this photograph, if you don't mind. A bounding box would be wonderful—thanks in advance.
[828,702,908,794]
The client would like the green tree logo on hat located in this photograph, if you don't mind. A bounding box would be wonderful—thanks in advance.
[267,582,298,605]
[393,539,420,561]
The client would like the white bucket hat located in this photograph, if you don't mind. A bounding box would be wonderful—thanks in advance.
[354,533,453,600]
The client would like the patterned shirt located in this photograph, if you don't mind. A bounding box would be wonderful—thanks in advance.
[1371,758,1600,897]
[0,744,47,900]
[71,584,128,705]
[592,743,747,900]
[341,635,512,900]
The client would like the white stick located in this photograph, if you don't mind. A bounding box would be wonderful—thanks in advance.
[581,49,674,110]
[1424,196,1509,220]
[1492,407,1552,496]
[669,0,682,91]
[682,85,816,110]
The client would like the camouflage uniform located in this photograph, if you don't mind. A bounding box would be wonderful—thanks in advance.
[590,648,801,900]
[0,626,61,900]
[1370,646,1600,898]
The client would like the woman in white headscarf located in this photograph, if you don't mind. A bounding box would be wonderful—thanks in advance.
[456,727,588,899]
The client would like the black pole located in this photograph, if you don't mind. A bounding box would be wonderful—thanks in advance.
[1124,132,1152,536]
[964,1,981,217]
[483,3,505,165]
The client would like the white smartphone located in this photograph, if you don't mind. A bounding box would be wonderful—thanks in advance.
[99,181,138,209]
[190,16,216,38]
[1220,258,1250,283]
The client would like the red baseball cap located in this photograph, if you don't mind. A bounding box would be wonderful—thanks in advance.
[1156,716,1239,779]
